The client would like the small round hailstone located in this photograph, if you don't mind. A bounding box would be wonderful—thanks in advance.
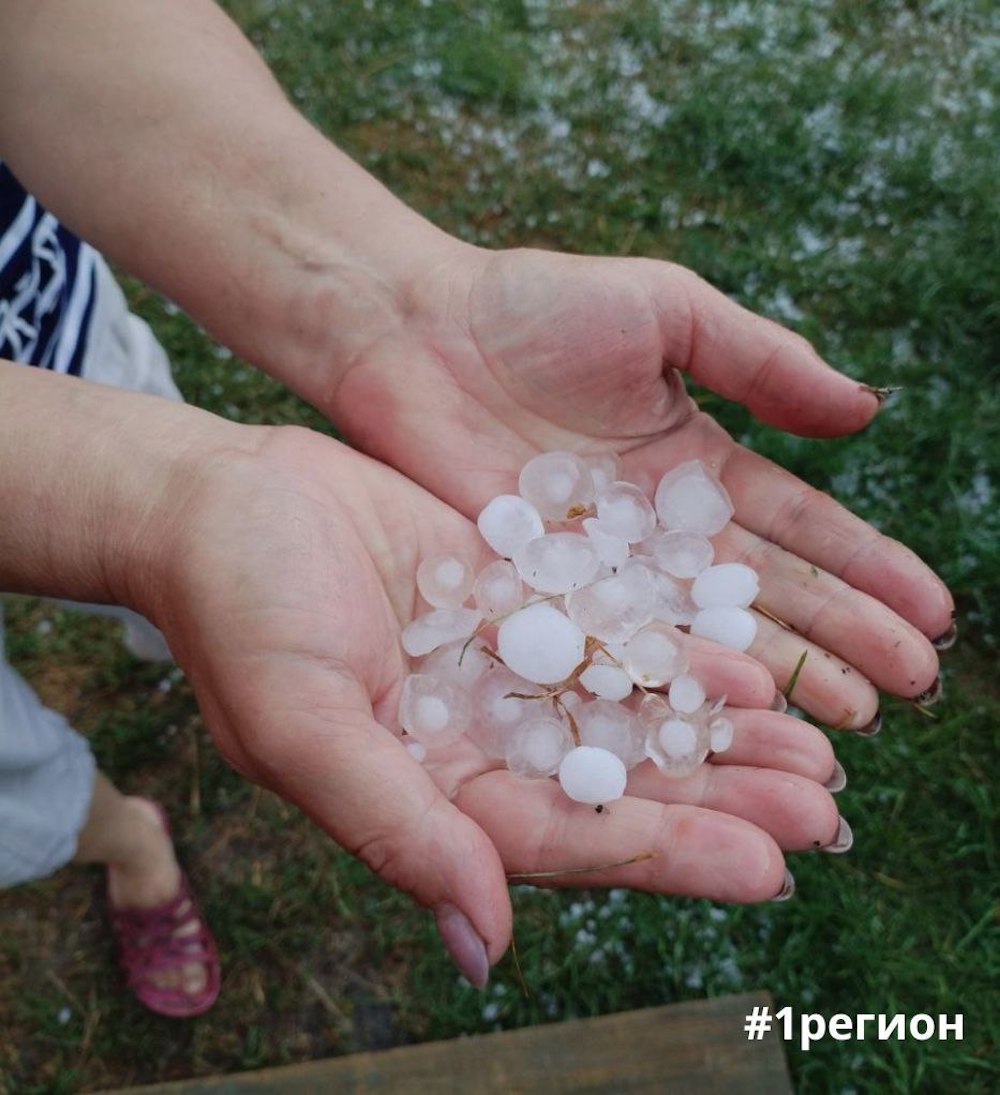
[416,554,474,608]
[398,674,470,748]
[477,495,544,559]
[584,451,623,492]
[518,451,596,520]
[595,482,657,543]
[405,741,428,763]
[468,666,536,758]
[709,717,735,753]
[622,623,688,688]
[579,663,633,702]
[658,718,699,759]
[649,530,715,579]
[419,640,489,691]
[473,559,523,619]
[513,532,601,594]
[565,564,654,644]
[643,713,709,777]
[654,460,734,537]
[668,673,706,715]
[506,716,574,778]
[582,517,630,570]
[497,602,586,685]
[576,700,645,767]
[691,563,759,609]
[690,606,758,652]
[401,607,483,658]
[558,746,628,805]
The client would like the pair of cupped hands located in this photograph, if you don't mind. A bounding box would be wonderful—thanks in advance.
[139,243,952,986]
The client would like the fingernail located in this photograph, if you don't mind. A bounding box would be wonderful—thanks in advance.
[931,620,957,652]
[853,709,881,737]
[771,691,788,713]
[860,383,903,406]
[770,868,795,902]
[823,760,847,793]
[914,676,943,707]
[821,816,853,854]
[435,902,489,989]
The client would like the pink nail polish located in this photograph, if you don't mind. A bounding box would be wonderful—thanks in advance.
[435,902,489,989]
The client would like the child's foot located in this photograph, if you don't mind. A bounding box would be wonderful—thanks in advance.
[106,798,220,1017]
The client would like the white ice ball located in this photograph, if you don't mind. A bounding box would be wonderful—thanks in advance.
[477,494,545,559]
[647,529,715,579]
[497,602,586,685]
[622,623,688,688]
[691,563,760,609]
[506,716,574,778]
[690,606,758,652]
[558,746,628,805]
[658,718,699,759]
[398,674,470,748]
[654,460,734,536]
[518,451,596,521]
[565,564,654,644]
[416,554,474,608]
[579,663,634,702]
[473,559,524,619]
[595,481,657,543]
[668,673,706,715]
[513,532,601,594]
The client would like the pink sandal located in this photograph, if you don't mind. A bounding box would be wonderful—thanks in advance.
[108,803,221,1018]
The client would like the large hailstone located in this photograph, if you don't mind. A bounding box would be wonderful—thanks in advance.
[513,532,601,594]
[654,460,734,536]
[518,451,596,520]
[690,605,758,652]
[477,495,544,559]
[691,563,759,609]
[496,602,587,685]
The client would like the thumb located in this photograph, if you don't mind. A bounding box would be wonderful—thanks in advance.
[223,664,512,987]
[654,262,880,437]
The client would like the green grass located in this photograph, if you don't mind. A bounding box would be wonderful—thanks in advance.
[1,2,998,1093]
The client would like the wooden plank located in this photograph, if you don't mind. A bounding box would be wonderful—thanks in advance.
[97,991,792,1095]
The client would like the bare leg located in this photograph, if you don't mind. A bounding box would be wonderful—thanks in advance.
[73,772,208,997]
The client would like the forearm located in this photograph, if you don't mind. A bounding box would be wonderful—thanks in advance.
[0,0,458,404]
[0,361,256,613]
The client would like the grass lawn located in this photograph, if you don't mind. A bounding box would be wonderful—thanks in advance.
[1,2,997,1093]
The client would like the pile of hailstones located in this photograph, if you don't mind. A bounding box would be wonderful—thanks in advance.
[399,453,761,809]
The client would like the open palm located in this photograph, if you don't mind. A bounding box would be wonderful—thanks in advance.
[327,246,952,729]
[148,426,844,980]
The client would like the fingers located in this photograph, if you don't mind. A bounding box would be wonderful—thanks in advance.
[744,612,879,729]
[720,443,954,641]
[625,762,840,852]
[707,708,837,784]
[222,659,512,983]
[622,425,950,719]
[455,769,787,903]
[681,633,776,708]
[651,262,879,437]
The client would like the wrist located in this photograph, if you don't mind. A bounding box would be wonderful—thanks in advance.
[245,153,483,413]
[0,362,264,618]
